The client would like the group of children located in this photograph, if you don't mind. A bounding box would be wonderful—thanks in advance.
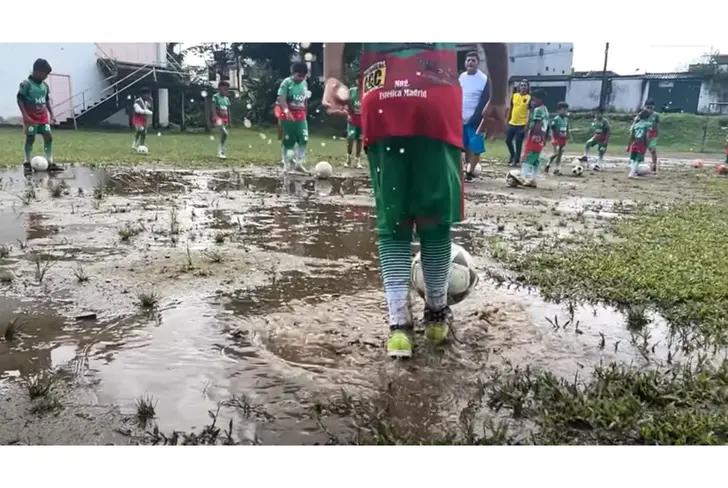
[510,96,663,186]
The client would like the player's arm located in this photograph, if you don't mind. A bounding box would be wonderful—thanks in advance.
[16,82,30,123]
[322,43,348,115]
[45,89,56,124]
[276,79,292,119]
[478,43,509,137]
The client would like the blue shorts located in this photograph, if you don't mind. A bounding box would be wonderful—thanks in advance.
[463,124,485,155]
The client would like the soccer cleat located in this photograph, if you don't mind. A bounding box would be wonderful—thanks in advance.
[464,171,475,182]
[217,151,227,160]
[355,158,363,169]
[22,161,32,173]
[523,179,537,188]
[591,163,601,171]
[47,162,64,172]
[387,328,413,358]
[628,171,638,179]
[544,163,551,174]
[553,167,561,176]
[294,163,309,174]
[423,306,453,345]
[578,155,588,163]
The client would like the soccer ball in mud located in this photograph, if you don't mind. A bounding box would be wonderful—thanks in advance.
[472,162,482,177]
[314,161,333,179]
[571,163,584,177]
[716,164,728,176]
[411,243,479,305]
[136,145,149,154]
[506,169,524,187]
[30,155,49,171]
[636,164,651,176]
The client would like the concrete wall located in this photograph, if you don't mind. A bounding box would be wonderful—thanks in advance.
[509,43,573,77]
[608,79,644,112]
[0,43,106,124]
[697,79,728,114]
[565,79,602,110]
[95,43,162,65]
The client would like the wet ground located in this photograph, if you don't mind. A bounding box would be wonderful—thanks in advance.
[0,156,724,444]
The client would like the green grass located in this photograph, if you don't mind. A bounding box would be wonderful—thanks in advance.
[1,113,725,168]
[506,202,728,347]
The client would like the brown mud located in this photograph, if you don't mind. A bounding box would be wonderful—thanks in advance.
[0,156,722,444]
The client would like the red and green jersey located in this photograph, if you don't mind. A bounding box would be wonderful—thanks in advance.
[212,93,231,115]
[360,43,462,148]
[348,85,362,127]
[630,119,651,153]
[647,111,660,138]
[591,118,610,142]
[550,114,569,137]
[277,77,308,121]
[528,104,549,138]
[18,76,50,124]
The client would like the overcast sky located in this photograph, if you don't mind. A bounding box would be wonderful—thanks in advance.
[182,42,728,75]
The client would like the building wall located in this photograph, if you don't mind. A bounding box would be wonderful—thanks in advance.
[0,43,106,124]
[698,79,728,114]
[95,43,162,65]
[508,43,574,77]
[608,79,644,112]
[565,79,602,110]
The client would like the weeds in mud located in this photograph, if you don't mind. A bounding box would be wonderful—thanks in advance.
[202,248,223,264]
[487,359,728,445]
[26,372,56,399]
[3,317,23,340]
[30,395,62,415]
[118,223,143,241]
[16,239,27,250]
[145,405,239,445]
[214,232,225,244]
[33,253,59,283]
[93,180,105,200]
[169,208,180,235]
[136,291,160,309]
[73,263,89,283]
[0,244,10,259]
[48,179,68,198]
[185,241,194,269]
[19,184,36,205]
[136,395,157,425]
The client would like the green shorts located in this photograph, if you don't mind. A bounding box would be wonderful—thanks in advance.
[630,152,645,163]
[347,123,362,141]
[367,136,462,237]
[648,137,658,151]
[586,137,607,153]
[281,120,308,149]
[524,151,542,168]
[25,124,51,135]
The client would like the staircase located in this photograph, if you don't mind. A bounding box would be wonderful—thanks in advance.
[54,51,190,129]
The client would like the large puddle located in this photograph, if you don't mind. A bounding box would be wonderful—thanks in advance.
[0,164,703,444]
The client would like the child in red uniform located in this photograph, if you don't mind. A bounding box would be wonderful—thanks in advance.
[132,88,153,151]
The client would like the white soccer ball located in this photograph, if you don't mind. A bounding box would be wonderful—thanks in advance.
[506,169,523,187]
[30,156,48,171]
[314,161,333,179]
[472,162,482,177]
[636,163,651,176]
[571,163,584,177]
[411,243,479,305]
[136,145,149,154]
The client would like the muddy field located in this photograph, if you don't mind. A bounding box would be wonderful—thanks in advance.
[0,155,725,445]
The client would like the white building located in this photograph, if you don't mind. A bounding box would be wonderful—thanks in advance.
[457,42,574,78]
[0,43,178,127]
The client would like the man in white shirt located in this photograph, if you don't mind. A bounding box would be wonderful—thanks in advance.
[459,51,489,181]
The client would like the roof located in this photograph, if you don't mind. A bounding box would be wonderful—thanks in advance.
[510,71,705,83]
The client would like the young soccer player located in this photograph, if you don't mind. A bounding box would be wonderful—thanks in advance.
[579,108,610,170]
[277,62,310,173]
[323,42,509,358]
[345,75,363,169]
[17,58,60,171]
[520,89,549,187]
[627,110,651,178]
[545,101,569,175]
[642,99,660,172]
[212,80,232,159]
[132,88,153,151]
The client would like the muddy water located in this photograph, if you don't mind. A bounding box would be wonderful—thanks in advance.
[0,163,702,444]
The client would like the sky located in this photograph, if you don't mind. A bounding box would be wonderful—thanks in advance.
[573,43,728,74]
[182,42,728,75]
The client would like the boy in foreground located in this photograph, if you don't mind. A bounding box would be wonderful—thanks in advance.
[17,58,60,171]
[545,101,569,175]
[323,42,508,358]
[627,110,651,178]
[579,108,610,170]
[277,62,310,173]
[519,89,549,187]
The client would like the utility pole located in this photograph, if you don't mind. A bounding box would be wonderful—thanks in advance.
[599,42,610,110]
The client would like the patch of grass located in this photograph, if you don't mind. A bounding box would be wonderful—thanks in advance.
[136,290,160,309]
[487,359,728,445]
[144,405,238,445]
[26,372,55,399]
[507,204,728,347]
[32,252,59,283]
[73,263,89,283]
[0,244,10,259]
[20,184,36,205]
[48,179,68,198]
[214,232,225,244]
[3,317,22,340]
[30,394,63,415]
[118,223,143,241]
[169,208,180,235]
[136,394,157,425]
[202,248,223,264]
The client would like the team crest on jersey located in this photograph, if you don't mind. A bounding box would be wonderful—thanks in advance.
[363,61,386,95]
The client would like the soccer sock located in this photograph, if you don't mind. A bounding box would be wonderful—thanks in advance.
[296,145,306,166]
[139,128,146,146]
[43,138,53,162]
[378,233,413,327]
[24,136,34,162]
[418,224,451,311]
[219,126,228,152]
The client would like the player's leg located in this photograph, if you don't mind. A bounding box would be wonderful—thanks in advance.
[218,123,229,159]
[412,137,462,343]
[505,124,517,165]
[649,138,658,172]
[368,138,415,358]
[546,143,558,172]
[23,126,36,169]
[593,144,606,170]
[580,138,595,162]
[280,120,297,171]
[345,124,355,167]
[522,151,541,186]
[41,130,54,164]
[139,127,147,147]
[555,145,564,174]
[628,152,643,178]
[355,134,363,168]
[464,125,484,180]
[513,126,525,166]
[293,121,309,172]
